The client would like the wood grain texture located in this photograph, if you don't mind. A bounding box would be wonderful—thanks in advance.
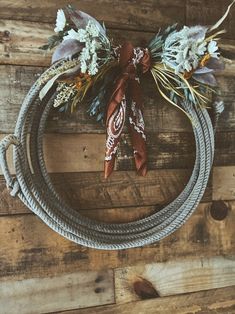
[0,65,191,134]
[0,168,211,213]
[0,270,114,314]
[0,64,234,134]
[0,19,154,67]
[0,200,234,280]
[0,0,234,37]
[0,172,159,219]
[0,1,235,312]
[0,133,106,174]
[186,0,235,39]
[115,256,235,302]
[117,131,235,170]
[213,166,235,201]
[0,164,233,215]
[0,19,234,67]
[0,0,186,31]
[0,130,234,175]
[57,285,235,314]
[0,20,52,66]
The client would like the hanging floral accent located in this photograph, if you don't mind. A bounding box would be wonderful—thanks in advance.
[39,1,235,178]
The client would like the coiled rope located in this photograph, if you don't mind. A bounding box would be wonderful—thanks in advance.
[0,62,223,249]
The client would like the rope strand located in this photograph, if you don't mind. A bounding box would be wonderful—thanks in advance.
[0,62,222,250]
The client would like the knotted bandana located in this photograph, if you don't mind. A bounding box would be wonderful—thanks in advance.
[104,42,151,178]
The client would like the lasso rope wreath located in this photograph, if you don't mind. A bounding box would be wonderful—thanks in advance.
[0,2,234,249]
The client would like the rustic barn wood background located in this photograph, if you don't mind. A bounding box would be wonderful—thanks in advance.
[0,0,235,313]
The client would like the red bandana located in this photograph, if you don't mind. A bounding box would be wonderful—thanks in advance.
[104,42,151,178]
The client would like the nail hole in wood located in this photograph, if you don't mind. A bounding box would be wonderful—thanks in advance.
[95,275,104,283]
[210,200,229,221]
[94,287,104,293]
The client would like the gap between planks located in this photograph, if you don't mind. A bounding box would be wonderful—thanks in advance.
[58,285,235,314]
[0,256,234,314]
[114,256,235,302]
[0,0,234,38]
[0,0,186,31]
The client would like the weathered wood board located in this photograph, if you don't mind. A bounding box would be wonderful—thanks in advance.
[114,256,235,301]
[0,201,234,281]
[58,285,235,314]
[0,270,115,314]
[0,0,235,313]
[0,0,186,31]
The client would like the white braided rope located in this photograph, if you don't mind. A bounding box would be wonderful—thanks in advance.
[0,63,223,249]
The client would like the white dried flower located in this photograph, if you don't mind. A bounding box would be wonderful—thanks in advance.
[76,29,88,42]
[89,39,101,53]
[208,40,219,58]
[63,21,99,42]
[162,26,208,74]
[88,53,98,75]
[63,29,80,41]
[63,21,104,76]
[86,20,99,37]
[81,47,90,60]
[54,9,66,33]
[78,22,101,75]
[80,60,87,73]
[53,82,76,108]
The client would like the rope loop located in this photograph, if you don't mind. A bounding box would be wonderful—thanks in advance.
[0,134,20,196]
[0,64,221,249]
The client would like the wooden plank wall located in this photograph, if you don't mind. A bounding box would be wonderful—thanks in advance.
[0,1,235,313]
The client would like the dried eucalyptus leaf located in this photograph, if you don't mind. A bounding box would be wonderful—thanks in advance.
[52,39,83,63]
[192,73,217,86]
[65,5,106,35]
[194,66,214,74]
[206,57,225,71]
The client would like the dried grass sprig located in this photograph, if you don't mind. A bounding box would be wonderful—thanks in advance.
[151,62,213,122]
[69,60,118,112]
